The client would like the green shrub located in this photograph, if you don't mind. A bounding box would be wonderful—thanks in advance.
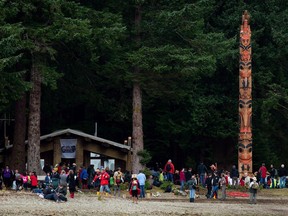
[160,181,173,191]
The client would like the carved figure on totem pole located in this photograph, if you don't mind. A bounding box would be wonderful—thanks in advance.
[238,10,252,175]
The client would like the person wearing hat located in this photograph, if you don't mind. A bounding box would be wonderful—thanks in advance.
[249,176,259,204]
[129,174,140,204]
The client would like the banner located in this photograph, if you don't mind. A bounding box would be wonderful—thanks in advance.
[60,139,77,158]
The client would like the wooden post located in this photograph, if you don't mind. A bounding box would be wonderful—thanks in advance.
[53,138,62,167]
[238,10,253,176]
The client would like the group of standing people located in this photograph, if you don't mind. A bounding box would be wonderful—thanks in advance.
[1,165,39,191]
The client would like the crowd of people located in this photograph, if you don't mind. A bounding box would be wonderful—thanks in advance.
[0,160,287,204]
[0,162,145,203]
[160,160,288,204]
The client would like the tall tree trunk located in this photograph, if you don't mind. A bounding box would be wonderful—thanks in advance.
[11,94,27,172]
[27,55,41,174]
[132,4,144,174]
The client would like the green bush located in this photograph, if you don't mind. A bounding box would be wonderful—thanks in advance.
[143,168,152,177]
[160,181,173,191]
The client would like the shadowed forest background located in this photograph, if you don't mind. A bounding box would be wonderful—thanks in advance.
[1,0,288,171]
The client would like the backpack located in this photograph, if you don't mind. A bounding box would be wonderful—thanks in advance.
[166,164,172,172]
[116,172,123,184]
[252,182,259,189]
[274,169,278,177]
[165,185,172,192]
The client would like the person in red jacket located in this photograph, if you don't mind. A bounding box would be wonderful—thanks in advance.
[164,159,175,183]
[93,168,110,196]
[129,174,140,204]
[30,172,38,190]
[258,163,267,187]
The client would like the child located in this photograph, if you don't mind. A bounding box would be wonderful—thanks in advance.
[45,172,51,187]
[30,172,38,191]
[14,170,23,191]
[187,174,197,202]
[129,174,140,204]
[22,172,29,191]
[249,177,259,204]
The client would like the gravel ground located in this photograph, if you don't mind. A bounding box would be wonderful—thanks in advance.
[0,190,288,216]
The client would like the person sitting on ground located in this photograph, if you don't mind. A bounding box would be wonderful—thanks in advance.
[14,169,23,191]
[55,184,67,202]
[43,184,56,200]
[43,184,67,202]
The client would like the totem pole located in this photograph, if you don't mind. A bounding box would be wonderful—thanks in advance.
[238,11,252,176]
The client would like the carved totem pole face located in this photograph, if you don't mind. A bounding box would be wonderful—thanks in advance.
[239,99,252,133]
[238,138,252,172]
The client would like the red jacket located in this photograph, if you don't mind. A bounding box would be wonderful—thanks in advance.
[94,171,110,186]
[164,162,175,174]
[259,166,267,178]
[30,175,38,187]
[129,179,140,195]
[180,170,186,181]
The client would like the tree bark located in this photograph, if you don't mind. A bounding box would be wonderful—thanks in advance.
[11,94,27,172]
[27,55,41,174]
[132,4,144,174]
[132,82,144,174]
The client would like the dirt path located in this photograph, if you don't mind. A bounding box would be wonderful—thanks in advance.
[0,189,288,216]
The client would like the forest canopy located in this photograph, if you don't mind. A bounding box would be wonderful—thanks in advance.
[1,0,288,171]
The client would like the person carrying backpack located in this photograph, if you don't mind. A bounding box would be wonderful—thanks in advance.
[187,174,197,202]
[164,159,175,183]
[249,177,259,204]
[113,167,123,197]
[129,174,140,204]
